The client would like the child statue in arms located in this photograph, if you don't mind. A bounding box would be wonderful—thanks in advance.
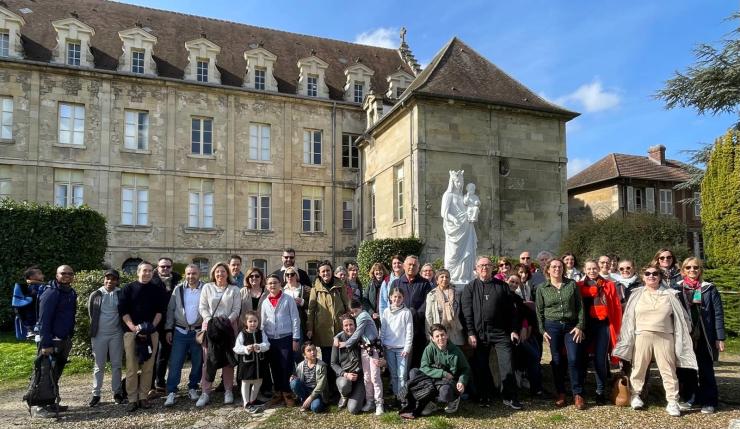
[464,183,480,222]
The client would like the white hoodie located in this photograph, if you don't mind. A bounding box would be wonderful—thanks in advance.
[380,305,413,354]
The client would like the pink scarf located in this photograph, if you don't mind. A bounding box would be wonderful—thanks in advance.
[682,276,700,290]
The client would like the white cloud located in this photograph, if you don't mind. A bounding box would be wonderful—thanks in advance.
[568,157,593,178]
[354,28,397,49]
[557,80,620,113]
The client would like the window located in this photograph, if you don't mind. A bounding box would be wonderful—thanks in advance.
[0,32,8,58]
[67,41,81,66]
[342,134,359,169]
[302,186,323,232]
[249,123,270,161]
[1,97,12,140]
[252,259,267,273]
[306,260,320,283]
[131,49,145,74]
[191,117,213,155]
[196,59,209,83]
[634,188,643,211]
[121,173,149,226]
[342,188,354,230]
[307,75,318,97]
[369,181,376,231]
[121,258,143,274]
[659,189,674,215]
[394,164,404,220]
[193,257,210,275]
[303,129,322,165]
[645,187,655,213]
[254,68,266,90]
[58,103,85,145]
[248,182,271,230]
[0,165,11,199]
[694,192,701,217]
[54,169,84,208]
[188,178,214,228]
[397,87,406,97]
[353,82,364,103]
[124,110,149,150]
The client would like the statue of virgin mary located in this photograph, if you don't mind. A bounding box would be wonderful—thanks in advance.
[441,170,478,286]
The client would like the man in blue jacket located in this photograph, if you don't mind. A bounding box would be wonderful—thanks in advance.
[34,265,78,417]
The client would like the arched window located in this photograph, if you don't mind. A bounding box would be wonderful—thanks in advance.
[122,257,142,274]
[252,258,267,274]
[193,257,210,276]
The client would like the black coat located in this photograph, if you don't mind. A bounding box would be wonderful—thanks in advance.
[205,316,237,382]
[461,277,520,339]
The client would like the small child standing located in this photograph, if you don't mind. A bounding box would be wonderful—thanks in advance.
[380,288,414,405]
[233,310,270,413]
[337,299,384,415]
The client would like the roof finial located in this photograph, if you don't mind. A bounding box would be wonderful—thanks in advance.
[400,27,407,44]
[397,27,422,76]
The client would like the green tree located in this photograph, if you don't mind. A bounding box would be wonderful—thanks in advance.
[701,129,740,266]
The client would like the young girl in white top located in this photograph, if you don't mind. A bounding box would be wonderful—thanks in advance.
[380,287,413,401]
[233,310,270,413]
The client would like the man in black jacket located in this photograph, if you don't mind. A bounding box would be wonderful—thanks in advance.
[461,257,522,410]
[151,257,181,393]
[272,248,311,287]
[390,255,433,369]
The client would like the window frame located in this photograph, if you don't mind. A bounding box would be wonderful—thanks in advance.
[341,133,359,169]
[54,182,83,208]
[131,49,145,74]
[249,123,271,161]
[254,68,266,90]
[694,191,701,217]
[124,110,149,150]
[247,182,272,231]
[121,174,149,226]
[191,117,213,156]
[196,59,209,83]
[193,257,210,275]
[1,97,13,140]
[0,31,9,58]
[303,129,322,165]
[188,179,214,228]
[302,187,323,233]
[369,181,376,231]
[659,189,674,215]
[394,164,404,221]
[353,81,364,103]
[307,75,318,97]
[0,178,11,199]
[66,40,81,66]
[58,102,85,146]
[342,200,354,230]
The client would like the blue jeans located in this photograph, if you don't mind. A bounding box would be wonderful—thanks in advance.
[544,320,583,395]
[385,347,408,396]
[290,378,327,412]
[581,320,610,394]
[166,330,203,393]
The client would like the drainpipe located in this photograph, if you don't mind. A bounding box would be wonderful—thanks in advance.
[408,102,416,236]
[331,102,337,265]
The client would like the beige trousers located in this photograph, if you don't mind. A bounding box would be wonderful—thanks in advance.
[630,330,679,402]
[123,331,159,402]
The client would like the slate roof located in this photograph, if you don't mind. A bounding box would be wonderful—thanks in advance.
[567,153,692,191]
[401,37,578,118]
[1,0,414,100]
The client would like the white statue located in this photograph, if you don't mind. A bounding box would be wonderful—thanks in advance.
[464,183,480,222]
[441,170,478,286]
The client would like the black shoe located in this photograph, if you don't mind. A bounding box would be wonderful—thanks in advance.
[127,401,139,412]
[88,396,101,407]
[478,397,492,408]
[595,393,607,405]
[139,400,152,409]
[214,383,225,393]
[114,393,128,404]
[503,399,523,410]
[46,404,68,412]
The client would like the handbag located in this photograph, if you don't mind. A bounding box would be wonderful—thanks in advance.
[611,374,630,406]
[196,290,225,345]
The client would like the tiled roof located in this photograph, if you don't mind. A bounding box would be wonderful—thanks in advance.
[567,153,692,190]
[1,0,413,100]
[403,37,578,118]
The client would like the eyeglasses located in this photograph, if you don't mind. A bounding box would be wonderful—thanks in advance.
[520,257,531,260]
[477,264,493,268]
[684,266,700,271]
[658,256,672,261]
[618,267,633,272]
[644,271,660,277]
[248,274,261,279]
[59,272,74,276]
[158,265,172,269]
[286,273,297,277]
[282,255,295,259]
[498,263,510,267]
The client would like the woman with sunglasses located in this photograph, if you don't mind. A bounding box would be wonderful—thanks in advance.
[240,267,268,316]
[613,259,642,305]
[283,267,309,344]
[674,257,725,414]
[613,263,696,417]
[651,248,682,290]
[494,257,513,281]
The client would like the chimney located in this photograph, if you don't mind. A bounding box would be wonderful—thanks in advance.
[648,144,666,165]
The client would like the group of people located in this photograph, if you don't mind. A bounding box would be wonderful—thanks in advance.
[21,247,726,420]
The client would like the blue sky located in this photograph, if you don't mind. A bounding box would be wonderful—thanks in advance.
[120,1,737,176]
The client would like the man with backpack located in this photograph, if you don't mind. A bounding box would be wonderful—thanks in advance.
[32,265,77,418]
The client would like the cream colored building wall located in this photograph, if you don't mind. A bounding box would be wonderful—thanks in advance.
[568,185,619,220]
[0,62,364,272]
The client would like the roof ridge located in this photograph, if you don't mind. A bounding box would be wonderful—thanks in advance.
[99,0,401,53]
[611,153,620,176]
[403,36,457,95]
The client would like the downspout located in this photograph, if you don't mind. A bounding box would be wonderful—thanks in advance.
[408,101,416,236]
[331,102,337,265]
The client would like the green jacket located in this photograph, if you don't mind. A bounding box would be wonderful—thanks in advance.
[535,279,585,333]
[419,341,471,386]
[306,278,350,347]
[294,359,330,402]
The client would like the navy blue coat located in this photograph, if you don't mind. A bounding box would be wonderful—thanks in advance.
[37,280,77,348]
[675,281,726,359]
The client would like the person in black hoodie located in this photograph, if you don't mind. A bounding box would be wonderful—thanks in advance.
[150,257,182,393]
[33,265,78,417]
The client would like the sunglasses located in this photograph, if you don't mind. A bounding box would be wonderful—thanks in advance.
[658,256,672,261]
[282,256,295,259]
[520,257,531,260]
[286,273,297,277]
[618,267,633,272]
[644,271,660,277]
[498,263,510,267]
[248,274,261,279]
[684,266,700,270]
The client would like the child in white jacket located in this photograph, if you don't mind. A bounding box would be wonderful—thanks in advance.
[380,287,413,400]
[233,311,270,413]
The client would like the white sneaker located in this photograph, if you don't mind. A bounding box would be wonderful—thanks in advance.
[361,400,375,413]
[164,393,176,407]
[196,393,210,407]
[375,403,384,416]
[224,390,234,404]
[631,395,645,410]
[188,389,199,401]
[421,402,438,416]
[666,401,681,417]
[701,406,715,414]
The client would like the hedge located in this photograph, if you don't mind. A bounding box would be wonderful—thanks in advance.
[357,237,424,286]
[71,270,136,359]
[0,200,108,330]
[560,212,689,269]
[704,266,740,337]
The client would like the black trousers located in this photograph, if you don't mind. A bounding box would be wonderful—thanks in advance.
[153,336,172,388]
[37,338,73,397]
[473,333,517,401]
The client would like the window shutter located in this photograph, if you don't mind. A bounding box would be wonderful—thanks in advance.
[626,186,635,212]
[646,187,655,213]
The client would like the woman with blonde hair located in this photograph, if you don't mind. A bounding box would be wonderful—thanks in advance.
[365,262,388,321]
[425,269,464,346]
[674,257,725,414]
[240,267,267,315]
[613,262,697,417]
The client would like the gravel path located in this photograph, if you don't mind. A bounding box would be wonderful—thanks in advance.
[1,357,739,429]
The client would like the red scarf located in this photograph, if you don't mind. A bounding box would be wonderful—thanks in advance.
[268,290,282,307]
[682,276,701,290]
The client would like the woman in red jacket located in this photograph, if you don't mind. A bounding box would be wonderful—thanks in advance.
[577,259,622,405]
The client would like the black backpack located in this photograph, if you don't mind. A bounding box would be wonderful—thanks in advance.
[23,354,59,415]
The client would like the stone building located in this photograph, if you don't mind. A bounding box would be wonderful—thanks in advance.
[0,0,577,276]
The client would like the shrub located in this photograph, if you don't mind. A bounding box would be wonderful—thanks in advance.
[357,237,424,285]
[704,266,740,338]
[0,201,108,330]
[560,212,689,269]
[71,270,137,359]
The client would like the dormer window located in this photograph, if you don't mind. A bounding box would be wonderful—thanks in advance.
[118,27,158,76]
[397,87,406,97]
[52,18,95,68]
[343,63,374,103]
[297,55,329,98]
[185,37,221,84]
[243,47,277,91]
[196,59,209,82]
[0,7,26,59]
[67,41,81,66]
[386,71,414,99]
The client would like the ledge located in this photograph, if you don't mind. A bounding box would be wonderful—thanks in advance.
[392,219,406,227]
[183,227,220,234]
[187,154,216,160]
[301,163,325,169]
[298,231,326,237]
[120,148,152,155]
[114,224,153,232]
[0,138,15,145]
[242,229,275,236]
[53,143,87,150]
